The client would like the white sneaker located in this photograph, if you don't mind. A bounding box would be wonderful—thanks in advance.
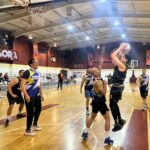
[33,125,42,131]
[142,106,147,111]
[25,129,36,136]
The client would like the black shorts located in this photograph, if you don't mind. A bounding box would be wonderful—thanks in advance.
[110,85,124,102]
[7,92,24,105]
[140,86,148,98]
[92,95,109,115]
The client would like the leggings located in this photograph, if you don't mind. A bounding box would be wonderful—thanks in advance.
[25,95,42,130]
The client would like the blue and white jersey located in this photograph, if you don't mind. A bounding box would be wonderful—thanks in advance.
[22,69,41,97]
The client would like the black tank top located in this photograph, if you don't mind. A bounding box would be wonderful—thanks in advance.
[7,77,22,98]
[112,66,127,85]
[140,74,149,87]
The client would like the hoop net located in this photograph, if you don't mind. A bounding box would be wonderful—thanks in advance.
[28,6,48,26]
[12,0,29,7]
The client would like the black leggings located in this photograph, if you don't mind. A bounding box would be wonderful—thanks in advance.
[109,100,121,123]
[109,86,124,123]
[25,95,42,130]
[57,80,63,90]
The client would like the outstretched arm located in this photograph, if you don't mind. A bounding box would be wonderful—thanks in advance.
[111,43,130,71]
[98,51,104,70]
[80,74,86,94]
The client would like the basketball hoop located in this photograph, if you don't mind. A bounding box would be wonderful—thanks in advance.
[28,6,49,26]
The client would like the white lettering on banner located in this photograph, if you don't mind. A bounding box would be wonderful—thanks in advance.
[0,50,17,60]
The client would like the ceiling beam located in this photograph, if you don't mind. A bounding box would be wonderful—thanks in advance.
[0,11,30,24]
[1,0,150,12]
[56,34,149,47]
[60,36,148,50]
[14,11,150,37]
[32,23,150,42]
[57,34,150,47]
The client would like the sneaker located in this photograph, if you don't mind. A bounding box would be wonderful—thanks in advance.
[104,137,114,145]
[5,119,9,127]
[141,106,147,111]
[24,129,36,136]
[86,110,90,115]
[119,119,126,126]
[33,125,42,131]
[112,124,122,132]
[82,132,88,140]
[17,113,26,119]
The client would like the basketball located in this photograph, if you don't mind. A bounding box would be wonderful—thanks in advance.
[120,43,131,54]
[125,44,131,53]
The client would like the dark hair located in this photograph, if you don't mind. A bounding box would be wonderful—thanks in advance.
[28,59,36,67]
[19,70,24,74]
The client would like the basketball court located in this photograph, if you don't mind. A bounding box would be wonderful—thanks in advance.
[0,0,150,150]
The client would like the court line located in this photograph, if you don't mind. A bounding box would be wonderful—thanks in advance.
[0,123,98,150]
[120,102,134,142]
[0,104,59,127]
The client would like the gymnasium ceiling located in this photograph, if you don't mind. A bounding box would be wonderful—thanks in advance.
[0,0,150,50]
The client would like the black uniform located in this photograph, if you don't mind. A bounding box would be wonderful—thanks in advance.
[7,77,24,105]
[57,73,64,90]
[92,78,109,115]
[110,66,127,124]
[107,74,112,85]
[139,74,149,98]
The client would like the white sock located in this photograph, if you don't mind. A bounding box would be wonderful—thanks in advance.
[7,116,10,120]
[105,131,110,139]
[18,111,22,115]
[84,128,89,133]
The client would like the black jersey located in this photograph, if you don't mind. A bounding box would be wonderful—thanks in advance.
[140,74,149,87]
[112,66,127,85]
[7,77,22,98]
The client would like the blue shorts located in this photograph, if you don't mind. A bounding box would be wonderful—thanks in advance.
[84,89,94,98]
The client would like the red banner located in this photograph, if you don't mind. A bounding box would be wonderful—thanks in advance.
[146,50,150,65]
[33,43,38,60]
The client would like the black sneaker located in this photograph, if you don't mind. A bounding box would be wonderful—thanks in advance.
[119,119,126,126]
[5,119,9,127]
[112,124,122,132]
[104,137,114,145]
[17,113,26,119]
[82,132,88,140]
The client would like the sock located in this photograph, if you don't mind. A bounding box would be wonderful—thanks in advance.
[105,131,110,139]
[7,116,10,120]
[18,111,22,115]
[84,128,89,133]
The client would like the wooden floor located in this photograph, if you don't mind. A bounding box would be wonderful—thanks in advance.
[0,83,149,150]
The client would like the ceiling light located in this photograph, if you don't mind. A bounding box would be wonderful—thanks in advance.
[85,36,90,40]
[28,34,32,39]
[97,45,100,49]
[121,34,126,38]
[68,25,73,30]
[54,43,57,47]
[114,21,119,26]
